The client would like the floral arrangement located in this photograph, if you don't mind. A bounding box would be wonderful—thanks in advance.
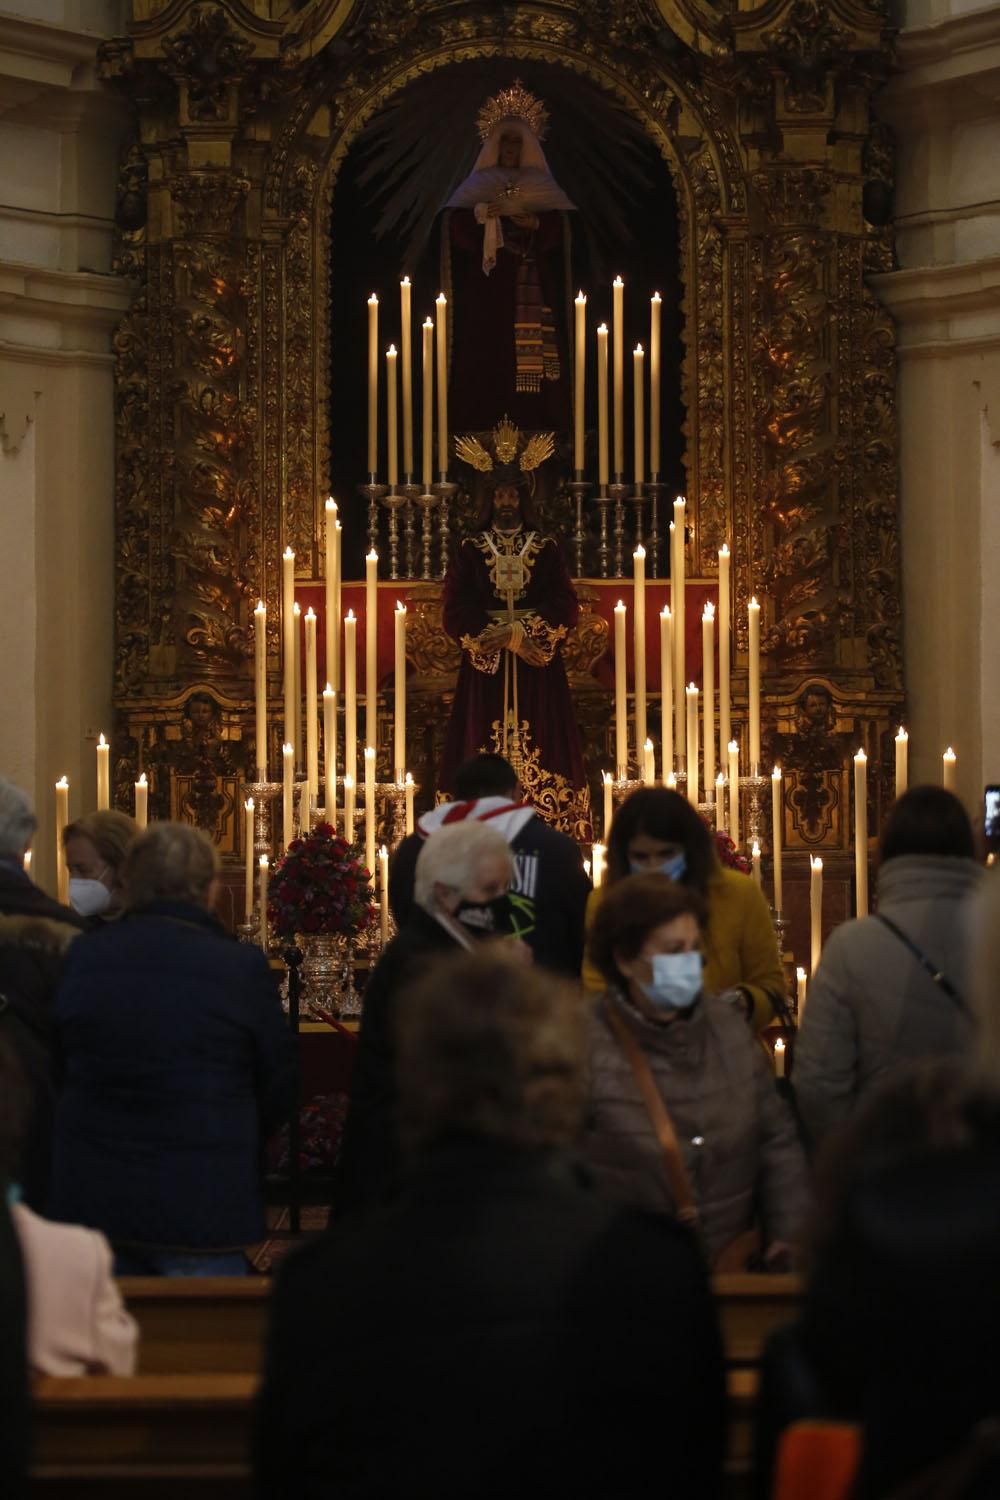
[267,1092,350,1175]
[268,822,377,939]
[710,824,752,876]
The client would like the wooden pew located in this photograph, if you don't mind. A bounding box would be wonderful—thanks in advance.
[119,1278,271,1375]
[31,1373,257,1497]
[713,1272,803,1369]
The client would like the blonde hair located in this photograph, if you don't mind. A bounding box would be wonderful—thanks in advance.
[413,821,513,909]
[396,952,587,1152]
[63,810,138,875]
[123,822,219,908]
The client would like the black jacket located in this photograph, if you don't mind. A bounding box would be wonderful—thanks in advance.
[331,905,460,1216]
[258,1139,725,1500]
[389,812,591,977]
[0,1195,27,1499]
[49,900,296,1250]
[0,862,83,1208]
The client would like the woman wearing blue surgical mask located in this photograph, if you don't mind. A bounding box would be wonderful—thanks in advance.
[63,811,137,925]
[583,874,809,1267]
[582,787,785,1030]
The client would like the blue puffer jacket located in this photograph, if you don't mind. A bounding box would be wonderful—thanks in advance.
[48,900,296,1250]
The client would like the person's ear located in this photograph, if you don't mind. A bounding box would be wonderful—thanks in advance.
[613,946,638,983]
[433,880,459,914]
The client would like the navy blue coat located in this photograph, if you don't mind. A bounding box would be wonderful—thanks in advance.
[49,900,296,1250]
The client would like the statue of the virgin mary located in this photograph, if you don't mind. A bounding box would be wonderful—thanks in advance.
[443,81,576,432]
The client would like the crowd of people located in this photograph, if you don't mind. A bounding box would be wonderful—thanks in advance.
[1,756,998,1497]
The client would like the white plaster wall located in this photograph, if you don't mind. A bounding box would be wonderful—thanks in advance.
[875,1,1000,812]
[0,3,129,890]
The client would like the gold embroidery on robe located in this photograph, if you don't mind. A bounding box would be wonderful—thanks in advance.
[482,721,593,841]
[471,530,543,601]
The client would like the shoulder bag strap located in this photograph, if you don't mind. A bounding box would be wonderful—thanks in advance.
[603,1000,700,1228]
[874,913,968,1014]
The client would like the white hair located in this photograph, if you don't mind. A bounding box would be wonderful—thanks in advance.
[413,821,513,910]
[0,778,37,859]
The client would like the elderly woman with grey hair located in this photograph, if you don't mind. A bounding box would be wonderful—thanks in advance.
[48,822,295,1275]
[333,820,522,1217]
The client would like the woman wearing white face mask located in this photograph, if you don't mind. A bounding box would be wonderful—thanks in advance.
[583,874,809,1268]
[63,812,137,923]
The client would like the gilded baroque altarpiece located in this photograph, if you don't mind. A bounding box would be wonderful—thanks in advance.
[101,0,900,860]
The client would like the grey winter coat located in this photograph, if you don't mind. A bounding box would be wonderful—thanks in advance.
[583,990,809,1262]
[794,854,982,1145]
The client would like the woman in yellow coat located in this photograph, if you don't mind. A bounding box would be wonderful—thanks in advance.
[584,787,784,1029]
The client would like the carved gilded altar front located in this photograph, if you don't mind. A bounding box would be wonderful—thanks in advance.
[101,0,902,854]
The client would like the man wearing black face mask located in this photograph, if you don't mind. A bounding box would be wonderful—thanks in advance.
[332,823,526,1218]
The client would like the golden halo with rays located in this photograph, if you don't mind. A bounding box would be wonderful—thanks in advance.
[476,80,550,143]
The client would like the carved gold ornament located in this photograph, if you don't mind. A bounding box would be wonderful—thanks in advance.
[454,418,555,474]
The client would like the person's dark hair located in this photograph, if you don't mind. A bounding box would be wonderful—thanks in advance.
[475,475,540,530]
[607,787,718,892]
[589,873,708,989]
[454,754,518,801]
[879,785,976,865]
[0,1037,29,1184]
[396,952,586,1153]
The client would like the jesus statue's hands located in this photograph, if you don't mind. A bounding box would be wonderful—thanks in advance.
[478,622,513,652]
[515,639,547,668]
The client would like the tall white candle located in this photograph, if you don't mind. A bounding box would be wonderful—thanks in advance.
[386,344,398,487]
[716,774,726,833]
[796,967,808,1019]
[654,608,674,785]
[435,293,448,473]
[282,742,294,852]
[96,734,109,811]
[895,727,908,798]
[592,842,606,889]
[672,499,686,764]
[650,292,661,475]
[323,684,337,829]
[292,602,302,767]
[344,609,357,789]
[614,600,628,777]
[259,855,269,952]
[282,547,296,759]
[752,840,762,888]
[400,277,413,476]
[603,770,613,838]
[702,603,715,802]
[254,598,268,778]
[718,544,731,769]
[943,746,957,790]
[379,844,390,945]
[134,773,148,831]
[422,317,434,489]
[574,291,586,472]
[633,547,647,758]
[364,745,377,889]
[854,749,869,917]
[597,323,609,487]
[394,600,407,780]
[642,738,655,786]
[55,776,69,904]
[344,772,356,845]
[324,500,339,695]
[612,276,624,475]
[773,1038,786,1079]
[748,595,761,773]
[366,550,379,753]
[244,798,255,922]
[633,343,645,486]
[810,856,824,975]
[771,766,784,914]
[305,608,318,816]
[367,294,378,474]
[404,771,414,835]
[686,684,699,806]
[728,739,740,849]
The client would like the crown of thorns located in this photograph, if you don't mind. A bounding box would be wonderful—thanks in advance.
[454,417,555,474]
[477,80,549,142]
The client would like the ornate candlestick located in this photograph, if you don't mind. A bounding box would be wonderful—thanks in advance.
[432,476,457,578]
[609,478,629,577]
[739,771,767,848]
[645,476,664,578]
[381,485,407,580]
[359,477,389,557]
[243,779,282,860]
[414,487,440,581]
[401,480,420,578]
[568,473,590,578]
[627,482,647,551]
[595,485,612,579]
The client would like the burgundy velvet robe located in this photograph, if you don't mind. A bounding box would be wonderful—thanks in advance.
[439,534,591,839]
[447,208,571,433]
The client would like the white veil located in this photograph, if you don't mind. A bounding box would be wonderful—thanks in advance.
[446,119,575,273]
